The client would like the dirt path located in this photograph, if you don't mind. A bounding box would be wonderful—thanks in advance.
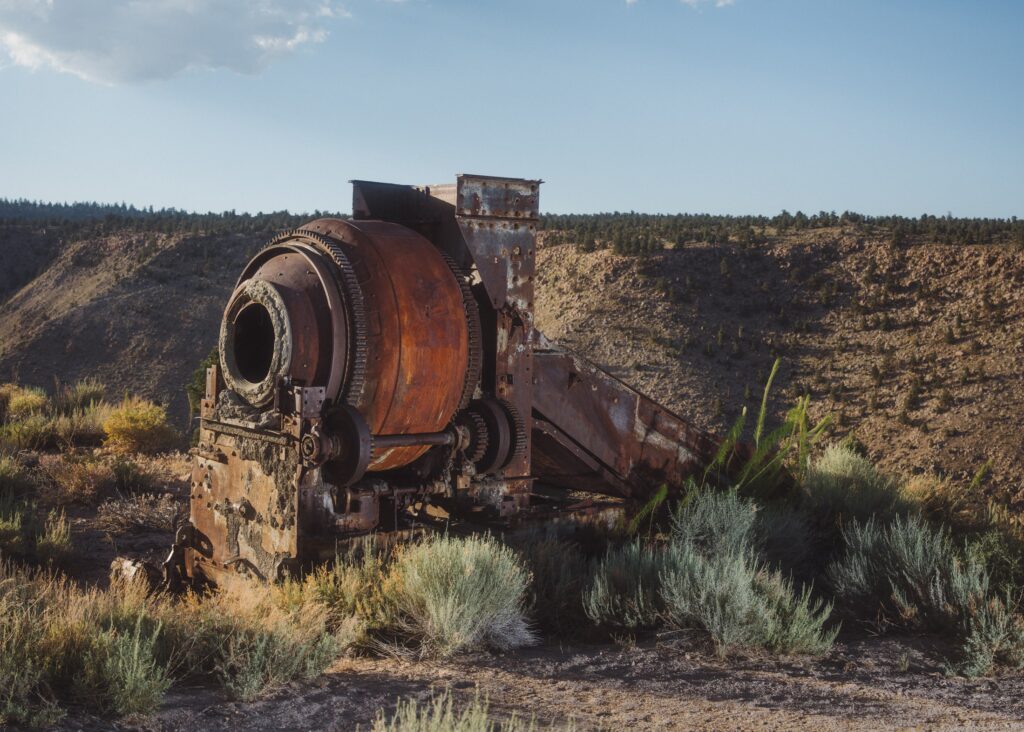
[61,635,1024,731]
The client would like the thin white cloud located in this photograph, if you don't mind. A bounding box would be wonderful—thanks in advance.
[0,0,350,84]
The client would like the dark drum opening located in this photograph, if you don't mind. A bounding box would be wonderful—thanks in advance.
[233,302,275,383]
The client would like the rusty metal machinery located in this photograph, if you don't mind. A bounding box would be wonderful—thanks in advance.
[171,175,733,586]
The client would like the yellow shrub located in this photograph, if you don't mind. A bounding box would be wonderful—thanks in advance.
[6,388,49,420]
[103,397,178,454]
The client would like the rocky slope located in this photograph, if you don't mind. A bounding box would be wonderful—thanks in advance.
[0,224,263,430]
[1,222,1021,499]
[535,231,1024,500]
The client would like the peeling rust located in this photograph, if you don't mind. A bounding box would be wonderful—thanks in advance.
[182,174,739,587]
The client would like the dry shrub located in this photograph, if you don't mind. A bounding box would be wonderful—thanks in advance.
[171,579,340,701]
[95,494,181,534]
[103,397,178,454]
[385,534,536,658]
[38,453,116,505]
[0,566,170,725]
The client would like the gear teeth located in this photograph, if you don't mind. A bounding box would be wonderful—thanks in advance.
[501,399,527,462]
[462,410,488,463]
[261,228,369,409]
[440,251,482,412]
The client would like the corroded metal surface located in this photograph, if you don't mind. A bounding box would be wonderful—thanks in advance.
[530,337,724,500]
[181,174,735,587]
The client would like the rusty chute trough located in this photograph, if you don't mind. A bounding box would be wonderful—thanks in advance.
[170,175,728,585]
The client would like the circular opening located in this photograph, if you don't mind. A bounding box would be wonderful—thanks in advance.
[232,302,276,383]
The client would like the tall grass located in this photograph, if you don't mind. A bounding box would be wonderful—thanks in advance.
[0,562,349,724]
[179,585,340,701]
[53,378,106,414]
[706,358,830,495]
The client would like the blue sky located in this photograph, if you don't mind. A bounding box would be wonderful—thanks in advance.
[0,0,1021,216]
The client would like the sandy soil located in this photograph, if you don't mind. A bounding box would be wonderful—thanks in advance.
[55,635,1024,732]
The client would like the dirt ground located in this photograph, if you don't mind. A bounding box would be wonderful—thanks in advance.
[52,634,1024,732]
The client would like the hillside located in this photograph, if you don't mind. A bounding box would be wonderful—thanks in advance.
[0,223,265,428]
[535,231,1024,501]
[1,214,1021,500]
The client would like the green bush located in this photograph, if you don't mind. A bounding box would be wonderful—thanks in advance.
[661,543,764,653]
[669,488,756,557]
[659,489,836,657]
[386,534,535,657]
[584,541,664,630]
[215,619,339,701]
[827,515,973,626]
[755,571,838,655]
[78,616,170,716]
[827,514,1024,675]
[660,541,835,657]
[103,397,178,454]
